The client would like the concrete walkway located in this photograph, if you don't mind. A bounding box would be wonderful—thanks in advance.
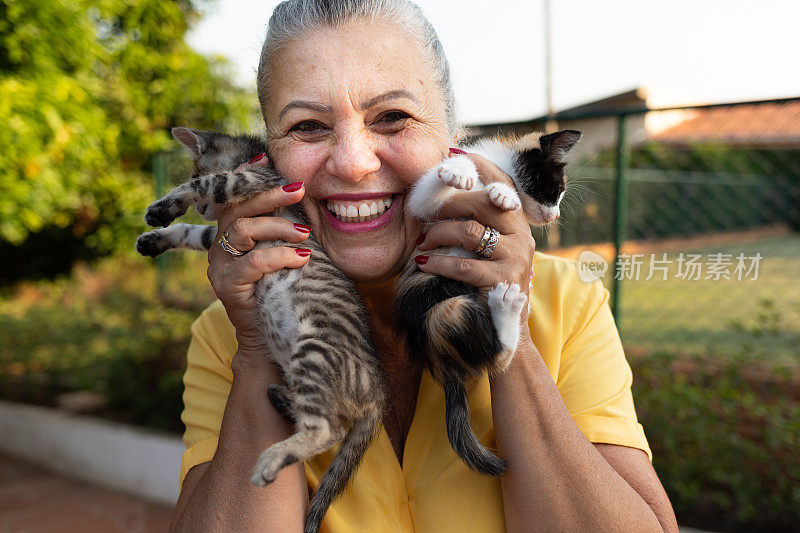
[0,452,172,532]
[0,451,714,532]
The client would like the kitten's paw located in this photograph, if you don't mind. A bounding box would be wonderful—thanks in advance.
[437,156,479,190]
[487,282,527,351]
[485,183,521,211]
[136,231,169,257]
[251,449,285,487]
[145,197,186,227]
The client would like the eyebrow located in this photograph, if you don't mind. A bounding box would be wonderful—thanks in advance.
[277,90,420,121]
[360,89,420,110]
[278,101,333,121]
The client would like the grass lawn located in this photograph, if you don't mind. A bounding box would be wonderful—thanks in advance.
[614,234,800,365]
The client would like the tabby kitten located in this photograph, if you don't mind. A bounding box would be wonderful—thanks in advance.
[139,127,385,533]
[394,129,582,476]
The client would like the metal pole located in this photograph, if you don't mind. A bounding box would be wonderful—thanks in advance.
[543,0,557,134]
[611,114,629,322]
[542,0,561,248]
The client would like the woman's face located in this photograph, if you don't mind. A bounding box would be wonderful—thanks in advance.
[264,21,451,283]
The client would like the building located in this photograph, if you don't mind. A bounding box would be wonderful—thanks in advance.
[650,99,800,149]
[464,88,649,161]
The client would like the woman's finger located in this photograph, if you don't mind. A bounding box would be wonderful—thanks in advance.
[413,253,503,288]
[233,153,269,172]
[429,189,519,234]
[216,182,305,230]
[212,246,311,287]
[417,219,507,259]
[222,217,311,253]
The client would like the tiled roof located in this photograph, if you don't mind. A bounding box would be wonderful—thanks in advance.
[652,100,800,144]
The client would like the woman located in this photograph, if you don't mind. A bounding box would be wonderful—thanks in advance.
[170,1,678,531]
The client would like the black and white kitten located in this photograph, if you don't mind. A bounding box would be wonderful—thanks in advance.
[394,130,582,476]
[139,127,386,533]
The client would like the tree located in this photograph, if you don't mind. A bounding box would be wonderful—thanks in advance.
[0,0,256,281]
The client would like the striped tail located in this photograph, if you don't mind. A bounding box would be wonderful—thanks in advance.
[304,407,382,533]
[444,376,506,476]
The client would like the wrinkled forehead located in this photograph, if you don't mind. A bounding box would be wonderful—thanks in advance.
[262,21,445,123]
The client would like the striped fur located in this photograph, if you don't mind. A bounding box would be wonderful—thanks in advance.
[138,128,385,533]
[395,129,582,476]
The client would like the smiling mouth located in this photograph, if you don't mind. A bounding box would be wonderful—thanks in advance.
[325,195,396,223]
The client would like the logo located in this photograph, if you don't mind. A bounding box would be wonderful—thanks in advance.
[578,250,608,282]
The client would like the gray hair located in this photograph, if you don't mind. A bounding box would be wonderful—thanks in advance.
[256,0,456,133]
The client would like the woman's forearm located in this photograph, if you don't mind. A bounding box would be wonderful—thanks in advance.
[491,338,663,532]
[170,354,307,532]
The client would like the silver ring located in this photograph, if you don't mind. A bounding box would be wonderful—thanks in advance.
[219,231,246,257]
[474,227,499,259]
[473,227,491,255]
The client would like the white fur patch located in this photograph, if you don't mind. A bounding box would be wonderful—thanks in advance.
[487,282,527,352]
[485,182,521,211]
[465,139,518,179]
[436,155,479,190]
[258,267,301,371]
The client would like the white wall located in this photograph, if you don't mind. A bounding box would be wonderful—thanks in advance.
[0,400,183,505]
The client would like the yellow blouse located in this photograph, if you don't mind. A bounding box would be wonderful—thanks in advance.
[180,252,651,532]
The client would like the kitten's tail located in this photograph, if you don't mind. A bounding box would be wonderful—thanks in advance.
[444,376,507,477]
[304,406,382,533]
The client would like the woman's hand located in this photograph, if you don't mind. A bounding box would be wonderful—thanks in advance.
[414,153,536,304]
[206,156,312,362]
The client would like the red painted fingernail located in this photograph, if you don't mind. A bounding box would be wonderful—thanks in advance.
[555,214,560,219]
[414,255,428,265]
[449,148,468,155]
[293,223,311,233]
[295,248,311,257]
[248,153,266,164]
[282,181,304,192]
[415,233,426,245]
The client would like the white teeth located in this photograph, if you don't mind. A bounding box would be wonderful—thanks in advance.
[327,195,394,223]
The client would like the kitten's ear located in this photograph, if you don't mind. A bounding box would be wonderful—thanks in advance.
[171,127,216,160]
[539,130,582,162]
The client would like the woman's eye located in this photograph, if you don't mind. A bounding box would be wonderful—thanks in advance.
[290,120,326,134]
[378,111,410,124]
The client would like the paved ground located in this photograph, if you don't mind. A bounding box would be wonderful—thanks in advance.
[0,452,713,532]
[0,452,172,532]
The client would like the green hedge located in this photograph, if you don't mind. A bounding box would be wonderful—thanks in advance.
[631,353,800,531]
[0,255,212,431]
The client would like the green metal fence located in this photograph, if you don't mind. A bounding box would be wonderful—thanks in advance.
[153,97,800,362]
[529,97,800,362]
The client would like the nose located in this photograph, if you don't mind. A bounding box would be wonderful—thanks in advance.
[325,127,381,182]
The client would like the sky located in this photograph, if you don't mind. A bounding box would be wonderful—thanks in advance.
[187,0,800,125]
